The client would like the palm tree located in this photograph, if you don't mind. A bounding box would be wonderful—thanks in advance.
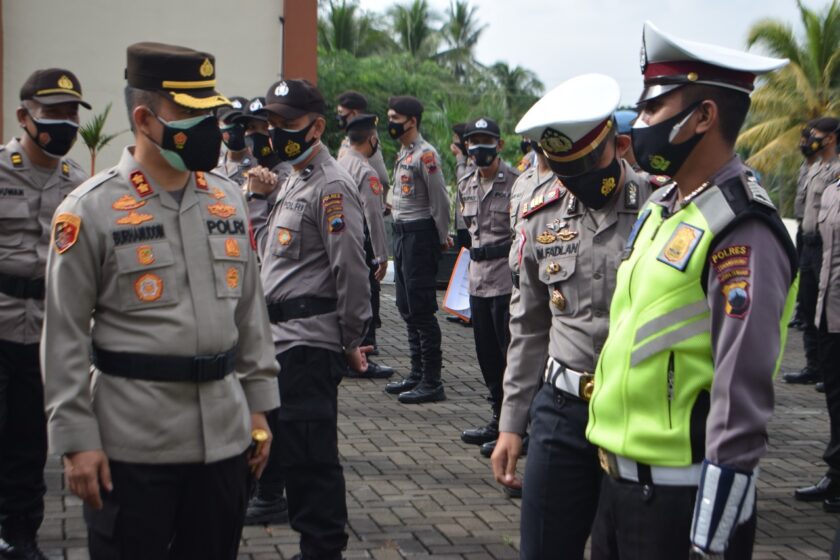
[438,1,487,82]
[487,62,544,118]
[78,103,124,175]
[389,0,440,59]
[318,0,395,56]
[737,0,840,213]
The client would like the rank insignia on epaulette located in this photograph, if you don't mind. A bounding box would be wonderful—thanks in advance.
[567,194,578,214]
[207,202,237,218]
[10,153,23,168]
[195,172,209,190]
[61,162,70,177]
[521,187,563,219]
[625,181,639,209]
[130,171,154,197]
[211,187,226,200]
[657,222,704,271]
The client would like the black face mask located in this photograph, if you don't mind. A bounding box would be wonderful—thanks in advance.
[631,102,704,176]
[25,112,79,158]
[221,123,246,152]
[336,113,348,131]
[520,140,531,155]
[271,120,317,163]
[802,134,823,157]
[556,156,622,211]
[388,120,408,140]
[369,137,380,157]
[149,113,222,172]
[467,144,499,168]
[246,133,276,166]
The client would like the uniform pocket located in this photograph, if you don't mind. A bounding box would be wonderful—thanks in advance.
[208,236,249,298]
[114,241,179,310]
[0,198,27,246]
[271,209,303,260]
[538,255,578,315]
[0,197,27,219]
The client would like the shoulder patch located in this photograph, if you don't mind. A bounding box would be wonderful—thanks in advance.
[53,212,82,254]
[521,186,563,218]
[722,280,750,319]
[743,173,775,209]
[657,222,704,271]
[421,150,439,174]
[369,175,383,196]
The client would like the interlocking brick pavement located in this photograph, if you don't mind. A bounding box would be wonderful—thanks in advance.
[38,286,839,558]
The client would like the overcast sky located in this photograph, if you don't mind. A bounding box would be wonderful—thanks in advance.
[357,0,823,106]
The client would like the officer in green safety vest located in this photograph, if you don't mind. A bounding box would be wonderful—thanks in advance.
[586,21,799,560]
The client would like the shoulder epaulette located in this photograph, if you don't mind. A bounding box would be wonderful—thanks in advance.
[742,172,775,210]
[521,186,563,219]
[73,168,119,198]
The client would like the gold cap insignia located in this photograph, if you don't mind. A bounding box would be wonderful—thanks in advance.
[540,128,573,154]
[199,58,214,78]
[58,75,74,90]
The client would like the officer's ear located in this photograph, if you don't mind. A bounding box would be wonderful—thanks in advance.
[693,99,717,136]
[497,138,505,151]
[310,115,327,140]
[133,105,156,137]
[616,134,631,155]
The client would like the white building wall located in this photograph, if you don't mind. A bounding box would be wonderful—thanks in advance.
[3,0,283,174]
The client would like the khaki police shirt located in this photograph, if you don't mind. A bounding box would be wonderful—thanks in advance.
[0,138,87,344]
[453,155,476,231]
[42,147,280,464]
[457,160,520,297]
[794,160,814,221]
[391,133,451,243]
[339,136,390,194]
[337,148,388,263]
[802,157,840,234]
[508,167,557,281]
[500,161,650,434]
[817,176,840,332]
[252,146,371,355]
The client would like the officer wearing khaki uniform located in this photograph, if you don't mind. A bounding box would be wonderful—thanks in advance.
[249,79,371,560]
[214,96,256,186]
[335,91,391,197]
[491,75,652,559]
[456,117,520,450]
[0,68,89,560]
[42,43,279,560]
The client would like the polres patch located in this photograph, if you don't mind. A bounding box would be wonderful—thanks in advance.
[53,212,81,254]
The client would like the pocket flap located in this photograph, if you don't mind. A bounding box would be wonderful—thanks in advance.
[209,236,249,262]
[538,255,577,284]
[0,197,28,219]
[115,240,175,273]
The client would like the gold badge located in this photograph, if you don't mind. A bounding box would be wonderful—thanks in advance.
[173,132,188,150]
[226,266,240,289]
[10,153,23,168]
[551,288,566,310]
[130,171,154,197]
[136,245,155,265]
[284,140,301,158]
[207,202,237,218]
[557,229,578,242]
[546,262,562,275]
[537,231,557,244]
[62,162,70,176]
[116,211,154,225]
[211,187,226,200]
[540,128,573,154]
[112,194,146,211]
[53,213,81,254]
[225,238,241,257]
[134,273,163,302]
[199,58,214,77]
[58,75,74,90]
[277,228,292,246]
[663,226,698,263]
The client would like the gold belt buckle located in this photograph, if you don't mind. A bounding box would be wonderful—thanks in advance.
[578,372,594,401]
[598,448,620,478]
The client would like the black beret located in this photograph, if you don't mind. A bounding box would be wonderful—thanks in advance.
[346,113,378,133]
[126,42,229,109]
[463,117,500,139]
[20,68,91,109]
[262,79,326,119]
[337,91,368,111]
[388,95,423,117]
[812,117,839,134]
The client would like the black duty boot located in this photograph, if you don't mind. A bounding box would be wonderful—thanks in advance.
[0,539,48,560]
[398,381,446,404]
[783,366,820,384]
[244,484,289,525]
[385,373,421,395]
[461,416,500,445]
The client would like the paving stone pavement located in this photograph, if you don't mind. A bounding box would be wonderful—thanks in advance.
[38,285,839,559]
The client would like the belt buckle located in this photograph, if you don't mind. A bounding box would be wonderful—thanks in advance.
[578,372,594,401]
[598,448,620,479]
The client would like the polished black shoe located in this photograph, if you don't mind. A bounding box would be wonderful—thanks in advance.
[346,360,394,379]
[783,367,821,384]
[244,495,289,525]
[817,382,826,393]
[825,496,840,513]
[461,420,499,445]
[479,438,496,458]
[0,538,48,560]
[384,376,421,395]
[398,382,446,404]
[795,476,840,502]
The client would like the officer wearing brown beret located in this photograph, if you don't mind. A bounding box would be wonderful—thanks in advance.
[41,43,279,559]
[0,68,89,560]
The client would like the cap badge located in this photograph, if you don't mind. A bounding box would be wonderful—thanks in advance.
[475,118,488,129]
[250,99,263,112]
[275,82,290,97]
[199,58,214,78]
[231,100,243,109]
[687,72,699,82]
[541,128,573,154]
[58,75,74,90]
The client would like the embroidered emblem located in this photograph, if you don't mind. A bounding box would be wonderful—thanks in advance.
[211,187,226,199]
[226,266,240,289]
[328,214,345,234]
[722,280,750,319]
[173,132,188,150]
[130,171,154,197]
[277,228,292,246]
[369,176,383,196]
[225,238,241,257]
[53,213,81,254]
[207,202,237,218]
[195,171,209,190]
[58,75,74,89]
[112,194,146,211]
[116,211,154,225]
[136,245,155,265]
[199,58,214,77]
[540,128,573,154]
[421,151,438,174]
[657,222,704,271]
[134,273,163,302]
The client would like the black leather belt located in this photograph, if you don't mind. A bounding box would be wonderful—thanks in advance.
[266,296,337,323]
[0,272,45,300]
[393,218,435,233]
[92,345,236,383]
[470,242,512,262]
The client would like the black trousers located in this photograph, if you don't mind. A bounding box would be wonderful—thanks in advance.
[85,453,249,560]
[521,384,600,560]
[590,474,756,560]
[819,309,840,477]
[362,236,381,348]
[265,346,348,559]
[468,294,511,415]
[0,340,46,541]
[393,223,442,382]
[800,236,823,370]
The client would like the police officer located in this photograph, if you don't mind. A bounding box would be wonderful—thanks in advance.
[214,96,254,185]
[248,78,371,560]
[585,23,797,559]
[383,96,452,404]
[242,97,293,210]
[451,122,474,251]
[456,117,519,451]
[335,91,391,197]
[491,74,653,558]
[41,43,280,559]
[337,113,394,379]
[785,118,840,386]
[0,68,89,560]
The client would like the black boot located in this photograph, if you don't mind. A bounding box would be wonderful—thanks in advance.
[461,415,500,445]
[783,366,820,384]
[398,381,446,404]
[385,373,421,395]
[346,360,395,379]
[0,520,46,560]
[244,482,289,525]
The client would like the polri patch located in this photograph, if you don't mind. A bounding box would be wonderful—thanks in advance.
[369,176,383,196]
[656,222,704,271]
[53,212,81,254]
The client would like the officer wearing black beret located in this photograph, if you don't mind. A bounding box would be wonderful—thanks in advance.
[42,42,279,559]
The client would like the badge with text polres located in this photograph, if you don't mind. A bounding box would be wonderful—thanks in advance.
[53,213,81,254]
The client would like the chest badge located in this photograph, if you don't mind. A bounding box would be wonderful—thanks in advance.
[134,273,163,302]
[546,262,562,275]
[657,222,704,272]
[116,211,154,226]
[136,245,155,265]
[537,230,557,244]
[546,219,567,232]
[551,288,566,310]
[557,229,578,241]
[207,202,237,218]
[112,194,146,211]
[277,228,292,246]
